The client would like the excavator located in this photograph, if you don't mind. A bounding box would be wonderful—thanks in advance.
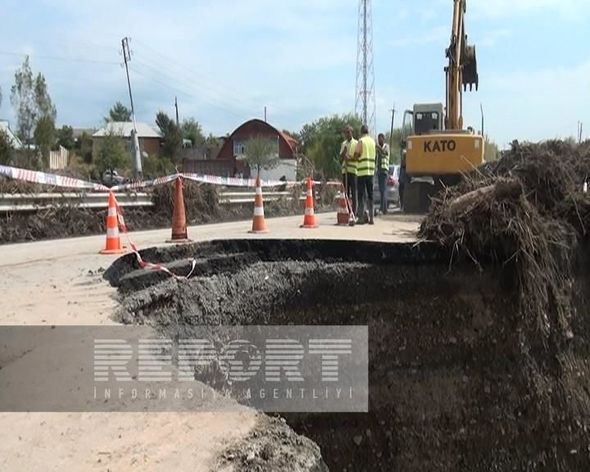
[400,0,484,213]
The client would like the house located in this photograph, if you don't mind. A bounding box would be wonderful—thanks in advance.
[0,120,23,150]
[183,119,298,180]
[92,122,162,159]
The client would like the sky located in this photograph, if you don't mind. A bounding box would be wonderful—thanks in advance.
[0,0,589,148]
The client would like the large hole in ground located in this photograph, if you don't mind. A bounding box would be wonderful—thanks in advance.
[105,239,590,471]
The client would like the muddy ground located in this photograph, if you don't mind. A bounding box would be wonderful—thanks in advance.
[104,238,590,471]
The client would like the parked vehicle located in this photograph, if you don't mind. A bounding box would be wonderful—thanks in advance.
[101,170,127,187]
[374,164,400,213]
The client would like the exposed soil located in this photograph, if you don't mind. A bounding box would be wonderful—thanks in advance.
[217,414,327,472]
[104,237,590,471]
[99,141,590,470]
[0,180,332,244]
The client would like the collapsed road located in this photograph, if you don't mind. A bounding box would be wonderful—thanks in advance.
[103,234,590,471]
[101,141,590,471]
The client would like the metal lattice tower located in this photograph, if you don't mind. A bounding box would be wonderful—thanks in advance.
[355,0,376,135]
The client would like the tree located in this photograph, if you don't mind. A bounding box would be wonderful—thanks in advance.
[484,137,499,161]
[11,56,56,164]
[34,116,55,159]
[384,128,404,165]
[181,118,205,147]
[243,135,280,174]
[0,130,14,165]
[11,56,36,146]
[299,113,362,178]
[156,111,182,161]
[95,131,129,175]
[105,101,132,122]
[56,125,75,149]
[77,131,93,164]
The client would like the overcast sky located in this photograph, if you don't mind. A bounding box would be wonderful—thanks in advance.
[0,0,589,147]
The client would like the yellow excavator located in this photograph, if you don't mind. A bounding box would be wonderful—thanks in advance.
[400,0,484,213]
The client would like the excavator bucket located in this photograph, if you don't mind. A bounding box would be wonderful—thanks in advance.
[462,44,478,91]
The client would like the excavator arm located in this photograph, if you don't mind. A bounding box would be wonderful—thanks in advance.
[445,0,478,131]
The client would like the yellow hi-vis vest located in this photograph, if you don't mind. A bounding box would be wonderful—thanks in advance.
[340,138,358,175]
[356,135,376,177]
[378,143,390,172]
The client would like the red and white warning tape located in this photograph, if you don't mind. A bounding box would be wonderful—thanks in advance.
[0,163,341,191]
[113,197,197,280]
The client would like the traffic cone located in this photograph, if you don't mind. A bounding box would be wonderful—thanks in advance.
[249,174,268,233]
[300,177,318,229]
[100,192,126,255]
[336,185,350,226]
[166,176,192,243]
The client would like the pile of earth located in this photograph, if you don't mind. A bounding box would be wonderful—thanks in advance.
[0,179,331,244]
[418,139,590,469]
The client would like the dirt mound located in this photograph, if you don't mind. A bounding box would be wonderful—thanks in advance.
[218,415,327,472]
[420,140,590,469]
[0,180,316,244]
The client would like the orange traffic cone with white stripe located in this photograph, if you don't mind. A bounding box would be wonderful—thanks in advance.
[300,177,318,229]
[249,174,268,233]
[100,192,126,254]
[336,185,350,226]
[166,176,192,243]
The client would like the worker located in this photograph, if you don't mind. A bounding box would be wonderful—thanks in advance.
[376,133,390,215]
[354,124,376,225]
[339,125,358,217]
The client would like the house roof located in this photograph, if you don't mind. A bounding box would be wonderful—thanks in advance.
[0,120,23,149]
[93,122,162,139]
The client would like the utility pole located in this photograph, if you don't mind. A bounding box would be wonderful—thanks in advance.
[175,96,179,127]
[578,121,584,143]
[355,0,376,135]
[121,37,142,178]
[389,104,395,151]
[264,106,267,123]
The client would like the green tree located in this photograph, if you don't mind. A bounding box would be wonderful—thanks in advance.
[10,56,36,146]
[10,56,57,164]
[95,131,129,175]
[56,125,75,149]
[299,113,362,178]
[484,137,499,161]
[156,111,182,161]
[181,118,205,147]
[105,101,132,122]
[76,131,93,164]
[0,129,14,165]
[243,135,280,174]
[205,133,219,146]
[33,116,55,159]
[384,128,404,164]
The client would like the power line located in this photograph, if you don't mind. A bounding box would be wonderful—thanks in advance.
[132,39,259,114]
[128,57,252,119]
[0,50,118,65]
[128,64,247,121]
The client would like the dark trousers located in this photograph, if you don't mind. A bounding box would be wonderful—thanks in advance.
[342,173,357,215]
[377,170,388,214]
[357,175,374,221]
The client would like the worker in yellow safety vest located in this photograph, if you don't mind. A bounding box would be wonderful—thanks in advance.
[376,133,390,215]
[353,124,376,225]
[339,125,358,217]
